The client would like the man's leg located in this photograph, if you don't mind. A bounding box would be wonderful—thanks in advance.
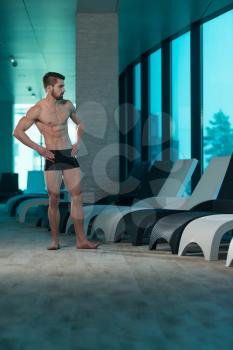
[63,168,99,249]
[44,170,63,249]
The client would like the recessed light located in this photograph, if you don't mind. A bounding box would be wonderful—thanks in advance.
[9,55,18,67]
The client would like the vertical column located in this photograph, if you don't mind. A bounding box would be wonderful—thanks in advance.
[191,21,202,190]
[126,65,134,174]
[162,39,171,160]
[141,54,149,162]
[119,72,127,182]
[76,13,119,202]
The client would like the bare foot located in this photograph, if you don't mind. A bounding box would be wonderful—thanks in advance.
[47,243,60,250]
[76,239,100,249]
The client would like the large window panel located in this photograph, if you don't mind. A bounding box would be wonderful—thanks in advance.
[133,63,141,160]
[149,49,162,162]
[172,32,191,160]
[14,104,77,190]
[14,105,43,190]
[203,9,233,169]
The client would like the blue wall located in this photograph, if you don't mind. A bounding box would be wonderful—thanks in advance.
[0,101,13,173]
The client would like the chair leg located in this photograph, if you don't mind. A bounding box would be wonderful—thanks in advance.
[131,226,144,245]
[226,238,233,267]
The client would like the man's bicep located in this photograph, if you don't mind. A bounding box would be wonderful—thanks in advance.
[70,111,82,126]
[15,106,39,131]
[69,103,81,126]
[22,106,39,130]
[68,101,84,128]
[15,116,35,132]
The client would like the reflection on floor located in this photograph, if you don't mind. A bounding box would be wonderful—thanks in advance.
[0,205,233,350]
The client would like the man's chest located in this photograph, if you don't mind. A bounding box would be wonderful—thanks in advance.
[39,106,70,126]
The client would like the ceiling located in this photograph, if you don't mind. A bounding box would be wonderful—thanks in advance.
[0,0,78,103]
[0,0,119,104]
[0,0,232,103]
[119,0,233,72]
[77,0,118,12]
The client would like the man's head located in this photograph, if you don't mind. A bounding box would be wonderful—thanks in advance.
[43,72,65,100]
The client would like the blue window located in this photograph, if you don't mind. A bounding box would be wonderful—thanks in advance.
[149,49,162,162]
[202,9,233,169]
[171,32,191,160]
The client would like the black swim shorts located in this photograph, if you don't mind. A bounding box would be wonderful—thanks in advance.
[44,148,80,171]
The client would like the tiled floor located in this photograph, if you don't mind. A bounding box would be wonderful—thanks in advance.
[0,205,233,350]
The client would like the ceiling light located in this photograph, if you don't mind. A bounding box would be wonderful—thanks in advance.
[9,55,18,67]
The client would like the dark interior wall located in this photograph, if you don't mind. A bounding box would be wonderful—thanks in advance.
[0,101,13,173]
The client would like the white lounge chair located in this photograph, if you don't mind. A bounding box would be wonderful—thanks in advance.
[6,171,46,216]
[178,214,233,261]
[226,238,233,267]
[149,156,233,252]
[90,156,230,243]
[17,196,67,224]
[64,159,174,234]
[65,158,198,240]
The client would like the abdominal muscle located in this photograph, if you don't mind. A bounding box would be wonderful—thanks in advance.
[37,122,73,150]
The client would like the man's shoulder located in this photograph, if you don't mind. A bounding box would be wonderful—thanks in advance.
[62,100,76,113]
[36,99,45,109]
[27,102,42,119]
[62,99,73,107]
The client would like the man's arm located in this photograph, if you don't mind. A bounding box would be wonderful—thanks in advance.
[13,106,54,161]
[69,102,84,145]
[69,102,84,156]
[13,106,41,151]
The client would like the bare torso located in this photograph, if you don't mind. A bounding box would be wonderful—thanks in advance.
[35,99,73,150]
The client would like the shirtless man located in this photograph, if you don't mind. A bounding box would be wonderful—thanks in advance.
[13,72,99,250]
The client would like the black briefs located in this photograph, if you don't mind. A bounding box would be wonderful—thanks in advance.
[44,149,80,171]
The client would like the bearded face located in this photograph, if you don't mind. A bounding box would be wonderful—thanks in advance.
[49,79,65,100]
[51,86,64,100]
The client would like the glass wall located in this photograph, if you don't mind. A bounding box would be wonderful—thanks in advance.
[133,63,141,160]
[13,104,77,190]
[148,49,162,162]
[202,9,233,169]
[171,32,191,160]
[13,105,42,190]
[121,6,233,184]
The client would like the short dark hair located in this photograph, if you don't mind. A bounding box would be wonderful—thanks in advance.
[43,72,65,88]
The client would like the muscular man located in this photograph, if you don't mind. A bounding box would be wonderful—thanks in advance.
[13,72,99,250]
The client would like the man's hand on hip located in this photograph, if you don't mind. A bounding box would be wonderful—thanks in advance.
[71,143,79,157]
[37,147,55,162]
